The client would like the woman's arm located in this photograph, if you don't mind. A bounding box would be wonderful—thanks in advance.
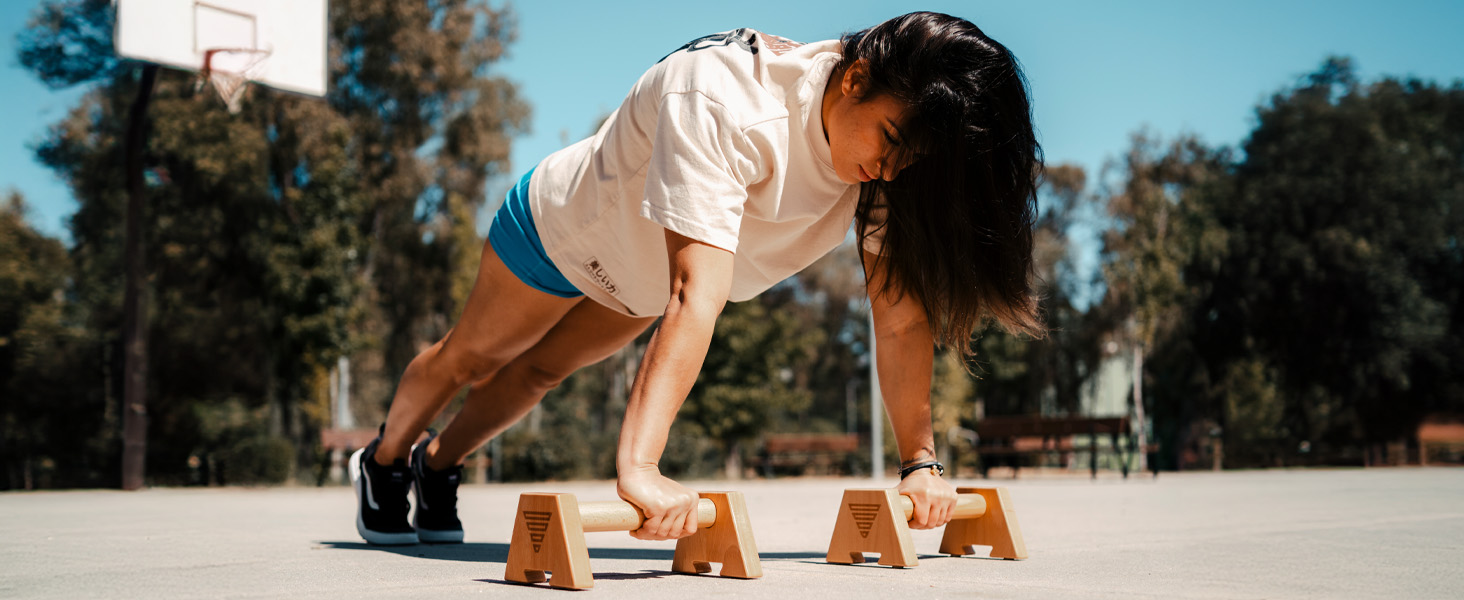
[863,250,958,529]
[616,228,734,540]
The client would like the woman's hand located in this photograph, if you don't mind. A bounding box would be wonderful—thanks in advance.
[896,468,957,529]
[616,465,701,540]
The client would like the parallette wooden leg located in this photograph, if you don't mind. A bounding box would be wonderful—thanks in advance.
[503,493,594,589]
[825,489,917,567]
[939,487,1027,560]
[671,491,763,578]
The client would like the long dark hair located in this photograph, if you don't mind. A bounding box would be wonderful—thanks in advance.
[842,12,1046,356]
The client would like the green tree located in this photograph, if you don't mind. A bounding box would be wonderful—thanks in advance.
[332,0,529,405]
[1098,132,1230,469]
[28,69,374,482]
[1099,58,1464,469]
[968,163,1108,421]
[1192,58,1463,457]
[15,0,527,486]
[682,296,825,478]
[0,193,97,489]
[779,242,871,433]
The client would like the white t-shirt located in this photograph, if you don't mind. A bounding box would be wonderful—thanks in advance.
[530,30,880,317]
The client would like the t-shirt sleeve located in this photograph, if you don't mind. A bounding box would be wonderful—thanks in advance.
[859,190,888,255]
[640,91,758,253]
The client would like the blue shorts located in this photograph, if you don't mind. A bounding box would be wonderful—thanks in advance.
[487,168,584,298]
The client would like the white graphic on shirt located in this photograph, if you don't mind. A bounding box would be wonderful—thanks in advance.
[760,33,804,56]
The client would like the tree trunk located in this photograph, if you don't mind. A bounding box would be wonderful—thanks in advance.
[724,439,743,480]
[1133,344,1148,472]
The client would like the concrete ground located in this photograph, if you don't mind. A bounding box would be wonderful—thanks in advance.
[2,468,1461,599]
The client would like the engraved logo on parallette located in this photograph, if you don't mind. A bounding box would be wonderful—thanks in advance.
[849,503,879,538]
[523,510,551,552]
[583,257,619,295]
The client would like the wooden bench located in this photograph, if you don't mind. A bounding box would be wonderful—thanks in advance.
[973,416,1157,479]
[1418,414,1464,465]
[317,429,377,485]
[759,433,861,477]
[320,428,381,452]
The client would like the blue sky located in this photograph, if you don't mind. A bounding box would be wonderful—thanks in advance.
[4,0,1463,245]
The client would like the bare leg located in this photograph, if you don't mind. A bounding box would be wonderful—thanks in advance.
[425,297,656,469]
[375,242,581,464]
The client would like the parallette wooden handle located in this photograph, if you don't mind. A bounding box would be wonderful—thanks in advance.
[896,493,988,522]
[579,498,718,533]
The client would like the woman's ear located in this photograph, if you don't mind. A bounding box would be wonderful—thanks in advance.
[842,58,871,100]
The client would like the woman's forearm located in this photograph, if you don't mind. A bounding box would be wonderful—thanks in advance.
[876,315,938,465]
[863,250,939,466]
[616,229,733,474]
[616,292,721,472]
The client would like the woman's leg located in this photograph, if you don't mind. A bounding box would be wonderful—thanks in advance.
[374,241,582,464]
[425,296,657,469]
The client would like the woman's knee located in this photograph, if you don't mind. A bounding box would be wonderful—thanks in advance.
[511,359,577,394]
[433,338,515,388]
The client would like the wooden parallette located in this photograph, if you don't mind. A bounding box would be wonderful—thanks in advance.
[825,486,1026,567]
[504,491,761,590]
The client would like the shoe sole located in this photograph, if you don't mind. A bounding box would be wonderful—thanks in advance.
[411,441,465,544]
[349,447,418,546]
[415,524,465,544]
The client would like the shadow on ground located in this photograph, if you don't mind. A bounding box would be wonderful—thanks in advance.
[474,569,676,588]
[315,542,985,566]
[316,541,509,562]
[315,541,785,563]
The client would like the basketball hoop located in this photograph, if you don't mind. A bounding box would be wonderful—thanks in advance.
[197,47,273,114]
[115,0,327,103]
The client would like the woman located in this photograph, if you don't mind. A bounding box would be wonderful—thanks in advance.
[351,11,1043,545]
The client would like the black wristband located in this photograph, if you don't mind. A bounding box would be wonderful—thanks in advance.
[899,460,944,480]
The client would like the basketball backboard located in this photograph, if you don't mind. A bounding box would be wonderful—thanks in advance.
[114,0,328,98]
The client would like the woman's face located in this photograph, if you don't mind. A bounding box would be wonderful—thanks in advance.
[822,60,917,185]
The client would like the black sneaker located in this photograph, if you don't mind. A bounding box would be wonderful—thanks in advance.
[411,429,464,543]
[349,428,418,545]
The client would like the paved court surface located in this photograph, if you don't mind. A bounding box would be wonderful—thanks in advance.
[2,468,1461,599]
